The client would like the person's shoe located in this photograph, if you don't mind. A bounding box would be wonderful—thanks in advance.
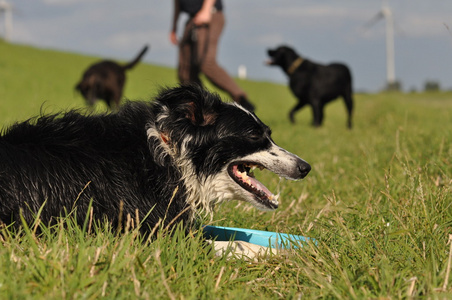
[237,96,255,112]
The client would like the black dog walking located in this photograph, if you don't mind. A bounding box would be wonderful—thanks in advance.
[267,45,354,129]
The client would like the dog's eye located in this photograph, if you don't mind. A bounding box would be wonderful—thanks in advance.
[248,133,262,141]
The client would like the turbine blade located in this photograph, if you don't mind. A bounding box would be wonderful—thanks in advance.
[362,11,384,30]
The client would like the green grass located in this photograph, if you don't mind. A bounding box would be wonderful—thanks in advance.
[0,40,451,299]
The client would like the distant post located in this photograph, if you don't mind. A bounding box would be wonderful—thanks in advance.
[238,65,247,80]
[0,0,12,41]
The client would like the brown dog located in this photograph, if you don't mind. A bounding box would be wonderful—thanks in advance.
[76,45,149,109]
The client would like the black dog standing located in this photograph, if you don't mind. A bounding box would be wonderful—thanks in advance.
[267,45,354,129]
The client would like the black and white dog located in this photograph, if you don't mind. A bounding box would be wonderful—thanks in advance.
[0,85,310,234]
[267,45,354,129]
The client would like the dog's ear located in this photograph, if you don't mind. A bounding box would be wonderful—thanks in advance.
[183,101,217,127]
[152,100,217,147]
[155,84,220,127]
[166,84,225,127]
[151,84,222,138]
[147,85,223,166]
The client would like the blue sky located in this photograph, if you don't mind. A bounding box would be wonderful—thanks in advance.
[3,0,452,92]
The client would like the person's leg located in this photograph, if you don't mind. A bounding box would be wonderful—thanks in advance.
[178,20,202,85]
[197,12,255,111]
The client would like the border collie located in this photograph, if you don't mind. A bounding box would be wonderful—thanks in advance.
[267,45,354,129]
[0,85,311,233]
[75,45,149,109]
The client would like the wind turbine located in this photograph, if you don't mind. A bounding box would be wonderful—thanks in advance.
[364,0,397,90]
[0,0,13,41]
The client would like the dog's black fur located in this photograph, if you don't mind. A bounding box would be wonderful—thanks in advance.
[267,45,354,128]
[75,45,149,109]
[0,85,310,234]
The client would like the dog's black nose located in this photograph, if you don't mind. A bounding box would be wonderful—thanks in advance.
[298,161,311,179]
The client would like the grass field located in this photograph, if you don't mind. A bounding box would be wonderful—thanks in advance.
[0,40,451,299]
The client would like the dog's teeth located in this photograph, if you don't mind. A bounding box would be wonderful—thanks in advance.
[270,194,279,205]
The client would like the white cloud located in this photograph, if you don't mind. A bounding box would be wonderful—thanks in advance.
[42,0,105,5]
[268,5,372,22]
[104,29,162,49]
[252,33,286,46]
[400,13,452,38]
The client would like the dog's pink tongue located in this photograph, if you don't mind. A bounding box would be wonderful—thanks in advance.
[234,165,274,198]
[249,176,273,198]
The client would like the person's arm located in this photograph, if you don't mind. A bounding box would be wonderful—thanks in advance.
[169,0,180,45]
[193,0,215,25]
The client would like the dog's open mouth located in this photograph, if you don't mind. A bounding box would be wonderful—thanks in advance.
[227,162,279,210]
[265,59,275,65]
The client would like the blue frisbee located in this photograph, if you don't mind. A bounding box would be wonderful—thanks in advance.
[202,225,316,249]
